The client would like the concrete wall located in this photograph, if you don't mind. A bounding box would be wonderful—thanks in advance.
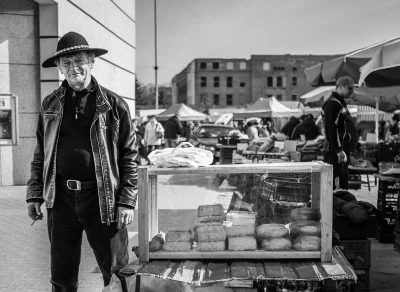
[0,0,136,186]
[0,0,40,185]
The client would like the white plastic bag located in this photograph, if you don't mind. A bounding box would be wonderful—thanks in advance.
[102,274,123,292]
[147,142,213,168]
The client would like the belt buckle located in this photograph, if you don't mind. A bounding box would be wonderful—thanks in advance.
[66,180,81,191]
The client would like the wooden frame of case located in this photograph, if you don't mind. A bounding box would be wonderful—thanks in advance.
[138,162,333,263]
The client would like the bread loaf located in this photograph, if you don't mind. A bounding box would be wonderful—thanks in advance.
[165,231,192,242]
[197,241,225,251]
[225,225,255,237]
[196,225,226,242]
[197,204,224,217]
[291,208,319,221]
[163,241,192,252]
[262,238,292,251]
[292,236,321,251]
[256,224,289,239]
[289,221,321,237]
[228,236,257,251]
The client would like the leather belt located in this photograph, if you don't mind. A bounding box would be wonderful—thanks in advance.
[58,179,97,191]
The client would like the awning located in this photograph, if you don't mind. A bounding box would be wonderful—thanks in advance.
[157,104,207,121]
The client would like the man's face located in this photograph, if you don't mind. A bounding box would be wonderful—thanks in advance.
[58,52,92,88]
[340,85,355,99]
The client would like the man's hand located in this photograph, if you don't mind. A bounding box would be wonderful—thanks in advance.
[27,202,43,222]
[337,151,347,164]
[116,206,134,230]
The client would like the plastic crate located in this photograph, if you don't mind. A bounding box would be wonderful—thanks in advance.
[339,240,371,268]
[353,268,370,291]
[378,179,400,192]
[377,224,395,243]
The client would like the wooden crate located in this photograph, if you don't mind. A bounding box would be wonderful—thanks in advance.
[138,162,333,263]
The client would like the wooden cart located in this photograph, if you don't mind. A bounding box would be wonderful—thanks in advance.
[138,162,333,263]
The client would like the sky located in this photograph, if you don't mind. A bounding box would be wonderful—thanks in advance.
[136,0,400,85]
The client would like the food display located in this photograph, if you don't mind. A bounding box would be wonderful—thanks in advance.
[138,163,333,262]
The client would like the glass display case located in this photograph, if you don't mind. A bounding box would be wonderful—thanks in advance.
[138,162,333,263]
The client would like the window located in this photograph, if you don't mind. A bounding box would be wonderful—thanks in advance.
[240,82,246,87]
[263,62,271,71]
[227,62,233,70]
[213,94,220,105]
[267,76,273,87]
[274,66,285,71]
[213,76,220,87]
[240,62,246,70]
[267,95,273,98]
[277,77,283,87]
[292,76,297,86]
[276,95,282,100]
[200,62,207,69]
[292,94,297,101]
[292,67,297,72]
[227,77,233,87]
[213,62,219,69]
[227,94,233,105]
[200,77,207,87]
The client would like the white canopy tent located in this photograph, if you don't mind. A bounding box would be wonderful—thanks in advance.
[157,103,207,121]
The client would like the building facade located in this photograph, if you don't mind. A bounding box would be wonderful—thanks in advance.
[0,0,136,186]
[172,54,340,108]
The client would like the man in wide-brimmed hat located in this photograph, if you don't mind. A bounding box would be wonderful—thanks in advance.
[26,32,137,291]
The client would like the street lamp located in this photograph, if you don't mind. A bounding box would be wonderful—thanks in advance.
[154,0,159,109]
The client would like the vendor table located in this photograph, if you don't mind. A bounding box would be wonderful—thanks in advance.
[119,247,356,292]
[348,165,378,191]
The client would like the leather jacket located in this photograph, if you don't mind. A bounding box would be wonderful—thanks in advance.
[26,76,138,225]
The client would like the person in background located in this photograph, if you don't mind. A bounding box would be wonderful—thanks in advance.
[246,121,259,143]
[144,115,164,160]
[389,113,400,139]
[378,120,387,141]
[280,116,300,139]
[132,118,144,165]
[322,76,358,190]
[184,121,194,141]
[264,119,277,136]
[257,120,268,138]
[164,112,184,148]
[291,114,321,141]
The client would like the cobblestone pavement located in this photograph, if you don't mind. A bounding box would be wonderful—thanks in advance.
[0,186,104,292]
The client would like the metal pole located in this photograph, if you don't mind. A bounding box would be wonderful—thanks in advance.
[375,96,379,143]
[154,0,159,109]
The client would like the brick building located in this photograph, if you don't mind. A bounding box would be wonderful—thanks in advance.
[171,54,341,108]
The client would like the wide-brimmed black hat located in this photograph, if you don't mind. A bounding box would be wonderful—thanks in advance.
[42,31,108,68]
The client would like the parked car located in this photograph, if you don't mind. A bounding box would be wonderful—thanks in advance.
[189,124,234,162]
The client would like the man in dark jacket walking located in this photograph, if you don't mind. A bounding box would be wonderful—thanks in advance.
[164,112,183,147]
[322,76,358,190]
[291,114,321,140]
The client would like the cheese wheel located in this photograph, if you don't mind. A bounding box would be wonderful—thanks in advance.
[292,236,321,251]
[196,225,226,242]
[291,208,319,221]
[166,231,192,242]
[197,241,225,251]
[163,241,192,252]
[262,238,292,251]
[289,221,321,238]
[256,224,289,239]
[228,236,257,251]
[225,225,255,237]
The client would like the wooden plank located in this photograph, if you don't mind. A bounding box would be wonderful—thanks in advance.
[147,162,322,175]
[320,164,333,262]
[138,167,150,262]
[149,175,158,240]
[149,250,321,260]
[311,166,321,210]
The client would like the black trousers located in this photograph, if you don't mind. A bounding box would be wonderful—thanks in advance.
[325,150,349,190]
[47,183,119,292]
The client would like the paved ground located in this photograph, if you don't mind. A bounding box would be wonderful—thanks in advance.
[0,175,399,291]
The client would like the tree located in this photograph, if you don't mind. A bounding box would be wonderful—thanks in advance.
[135,77,148,106]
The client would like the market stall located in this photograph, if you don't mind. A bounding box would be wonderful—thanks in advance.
[233,97,302,131]
[157,103,207,121]
[110,163,359,291]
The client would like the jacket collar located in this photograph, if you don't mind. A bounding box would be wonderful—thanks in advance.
[54,75,110,110]
[331,91,346,104]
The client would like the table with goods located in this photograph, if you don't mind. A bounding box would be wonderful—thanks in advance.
[119,163,358,291]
